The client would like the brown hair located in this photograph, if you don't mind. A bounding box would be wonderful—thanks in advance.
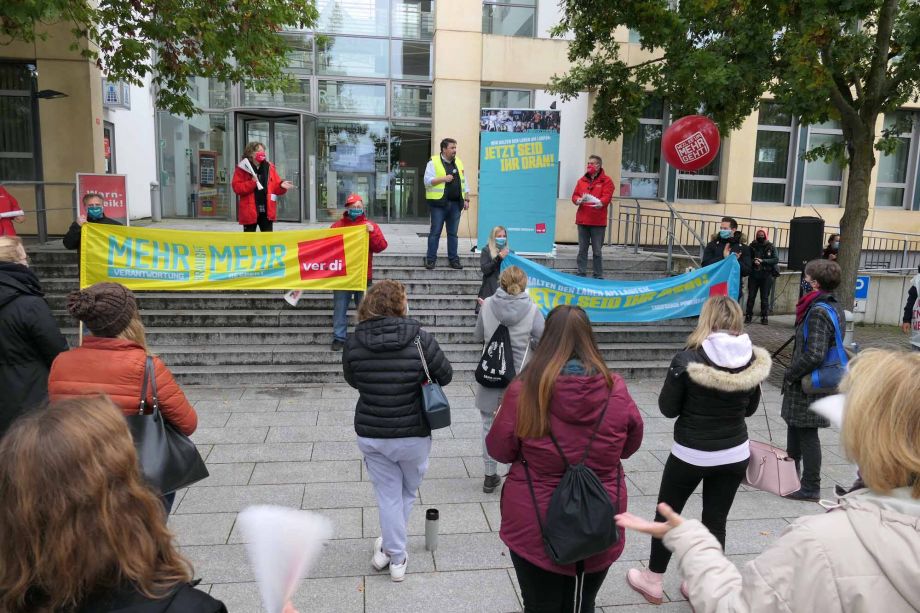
[0,397,193,612]
[357,279,408,322]
[515,305,611,438]
[0,235,27,265]
[499,266,527,295]
[243,141,265,160]
[840,349,920,498]
[685,295,744,349]
[804,258,841,291]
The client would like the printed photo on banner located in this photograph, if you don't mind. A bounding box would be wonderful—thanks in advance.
[500,253,740,323]
[79,223,369,291]
[480,109,561,133]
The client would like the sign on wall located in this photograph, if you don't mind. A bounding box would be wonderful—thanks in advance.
[478,109,561,255]
[76,173,129,225]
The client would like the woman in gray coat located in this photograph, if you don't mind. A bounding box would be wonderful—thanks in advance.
[474,265,544,493]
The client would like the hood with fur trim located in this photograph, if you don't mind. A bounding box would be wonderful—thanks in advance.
[686,346,772,392]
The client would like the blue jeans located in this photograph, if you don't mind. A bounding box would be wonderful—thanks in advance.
[333,288,365,342]
[426,200,463,262]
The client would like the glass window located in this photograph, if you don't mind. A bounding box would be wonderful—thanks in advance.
[803,130,844,206]
[677,154,721,201]
[482,3,536,37]
[316,119,389,221]
[480,88,533,109]
[243,79,311,112]
[391,40,431,80]
[317,36,389,78]
[621,98,664,199]
[752,101,794,203]
[392,0,434,40]
[628,29,642,44]
[390,121,432,219]
[316,0,390,36]
[876,111,914,208]
[0,63,35,180]
[281,33,314,73]
[318,80,387,115]
[208,79,231,109]
[393,83,432,118]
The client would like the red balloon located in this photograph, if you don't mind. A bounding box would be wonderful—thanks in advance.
[661,115,721,171]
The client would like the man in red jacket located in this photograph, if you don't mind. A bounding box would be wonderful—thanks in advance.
[571,155,614,278]
[330,194,388,350]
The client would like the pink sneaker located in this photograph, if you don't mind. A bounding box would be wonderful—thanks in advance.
[626,568,664,605]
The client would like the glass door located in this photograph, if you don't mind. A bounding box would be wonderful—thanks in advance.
[241,115,302,222]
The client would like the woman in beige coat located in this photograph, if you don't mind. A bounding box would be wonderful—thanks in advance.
[616,348,920,612]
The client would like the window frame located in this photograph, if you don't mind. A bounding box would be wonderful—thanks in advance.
[751,101,798,205]
[482,1,537,38]
[801,123,845,207]
[875,111,918,210]
[0,61,38,182]
[620,99,666,199]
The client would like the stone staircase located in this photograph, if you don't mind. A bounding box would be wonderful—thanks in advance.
[28,246,691,385]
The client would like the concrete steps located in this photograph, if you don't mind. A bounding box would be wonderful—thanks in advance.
[31,246,687,385]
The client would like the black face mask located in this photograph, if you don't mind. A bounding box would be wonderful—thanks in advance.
[756,236,765,243]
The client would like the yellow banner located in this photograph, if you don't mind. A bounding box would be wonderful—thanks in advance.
[80,224,369,291]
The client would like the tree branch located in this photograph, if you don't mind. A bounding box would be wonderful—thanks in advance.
[865,0,899,106]
[625,54,669,72]
[819,46,860,126]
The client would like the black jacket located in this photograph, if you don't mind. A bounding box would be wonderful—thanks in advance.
[702,233,752,277]
[74,582,226,612]
[748,239,779,277]
[62,216,124,252]
[343,316,453,438]
[478,247,504,300]
[658,345,772,451]
[0,263,68,438]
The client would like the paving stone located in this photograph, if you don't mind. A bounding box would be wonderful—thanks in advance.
[594,560,659,608]
[167,513,236,546]
[209,577,366,613]
[188,388,245,401]
[181,543,253,583]
[206,442,314,463]
[433,532,512,571]
[723,519,789,555]
[621,450,666,473]
[266,425,356,443]
[195,399,279,413]
[639,417,678,433]
[821,462,860,486]
[447,408,481,422]
[227,411,319,427]
[301,481,378,509]
[431,426,454,439]
[241,386,321,400]
[365,569,520,613]
[230,508,363,542]
[429,439,483,458]
[315,410,356,426]
[726,490,826,521]
[279,397,357,412]
[311,536,434,578]
[312,441,363,461]
[449,421,483,439]
[419,477,506,504]
[462,456,510,479]
[363,502,490,537]
[481,501,501,532]
[251,460,361,484]
[197,444,214,462]
[626,471,670,497]
[193,462,255,487]
[636,431,680,450]
[176,484,304,514]
[192,427,269,445]
[196,413,231,428]
[364,456,467,481]
[321,386,360,399]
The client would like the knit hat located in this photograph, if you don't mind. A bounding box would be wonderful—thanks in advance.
[67,282,137,337]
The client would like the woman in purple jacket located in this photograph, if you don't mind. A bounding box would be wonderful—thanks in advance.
[486,305,645,612]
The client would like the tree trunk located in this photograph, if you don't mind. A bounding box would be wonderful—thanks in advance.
[836,134,875,310]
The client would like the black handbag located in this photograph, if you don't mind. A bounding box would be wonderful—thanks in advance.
[414,335,451,430]
[126,356,209,494]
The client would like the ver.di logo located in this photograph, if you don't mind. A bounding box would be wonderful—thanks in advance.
[298,236,347,280]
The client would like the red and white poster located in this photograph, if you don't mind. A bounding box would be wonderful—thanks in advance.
[76,173,129,225]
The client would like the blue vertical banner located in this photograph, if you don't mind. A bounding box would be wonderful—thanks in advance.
[478,109,561,254]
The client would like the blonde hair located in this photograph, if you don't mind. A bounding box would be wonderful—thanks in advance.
[116,312,149,352]
[499,265,527,295]
[0,236,27,265]
[487,225,508,258]
[686,295,744,348]
[840,349,920,498]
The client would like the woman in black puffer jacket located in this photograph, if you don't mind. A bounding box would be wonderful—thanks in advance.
[343,279,452,583]
[626,295,772,605]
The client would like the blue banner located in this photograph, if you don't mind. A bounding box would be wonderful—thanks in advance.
[478,109,561,255]
[501,254,741,322]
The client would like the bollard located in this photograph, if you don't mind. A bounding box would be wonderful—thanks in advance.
[425,508,439,551]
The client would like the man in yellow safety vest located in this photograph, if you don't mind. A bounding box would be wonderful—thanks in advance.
[423,138,469,270]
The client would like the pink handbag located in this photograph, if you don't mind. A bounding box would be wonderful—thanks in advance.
[743,389,801,496]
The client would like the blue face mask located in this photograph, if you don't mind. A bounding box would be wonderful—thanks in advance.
[495,237,507,247]
[832,241,840,249]
[346,208,364,221]
[719,229,732,239]
[87,206,104,220]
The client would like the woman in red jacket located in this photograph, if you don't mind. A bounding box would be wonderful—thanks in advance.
[48,282,197,512]
[232,141,293,232]
[486,305,644,612]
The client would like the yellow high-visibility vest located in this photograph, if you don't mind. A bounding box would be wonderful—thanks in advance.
[426,155,466,200]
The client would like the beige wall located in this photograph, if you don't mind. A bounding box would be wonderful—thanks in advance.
[2,22,103,236]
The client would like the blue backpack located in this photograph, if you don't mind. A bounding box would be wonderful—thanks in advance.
[801,302,849,394]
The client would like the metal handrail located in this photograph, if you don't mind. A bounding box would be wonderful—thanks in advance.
[2,180,77,244]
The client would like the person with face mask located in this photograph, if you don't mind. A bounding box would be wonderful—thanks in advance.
[745,228,779,325]
[232,141,293,232]
[823,234,840,261]
[328,194,388,351]
[571,155,615,278]
[62,193,124,257]
[902,264,920,352]
[476,225,510,313]
[702,217,751,300]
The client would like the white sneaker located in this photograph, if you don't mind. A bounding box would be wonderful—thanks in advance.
[372,537,390,571]
[389,554,408,582]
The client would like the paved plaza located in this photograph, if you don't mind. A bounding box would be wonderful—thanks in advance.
[170,379,857,612]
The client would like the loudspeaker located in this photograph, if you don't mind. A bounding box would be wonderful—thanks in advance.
[788,216,825,271]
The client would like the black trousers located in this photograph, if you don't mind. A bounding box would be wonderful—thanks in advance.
[243,211,273,232]
[510,550,609,613]
[649,454,748,573]
[577,225,605,278]
[746,274,773,317]
[787,425,822,491]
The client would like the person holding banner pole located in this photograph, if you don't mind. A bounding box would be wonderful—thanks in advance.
[232,142,293,233]
[571,155,614,279]
[0,185,24,237]
[423,138,469,270]
[62,193,124,257]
